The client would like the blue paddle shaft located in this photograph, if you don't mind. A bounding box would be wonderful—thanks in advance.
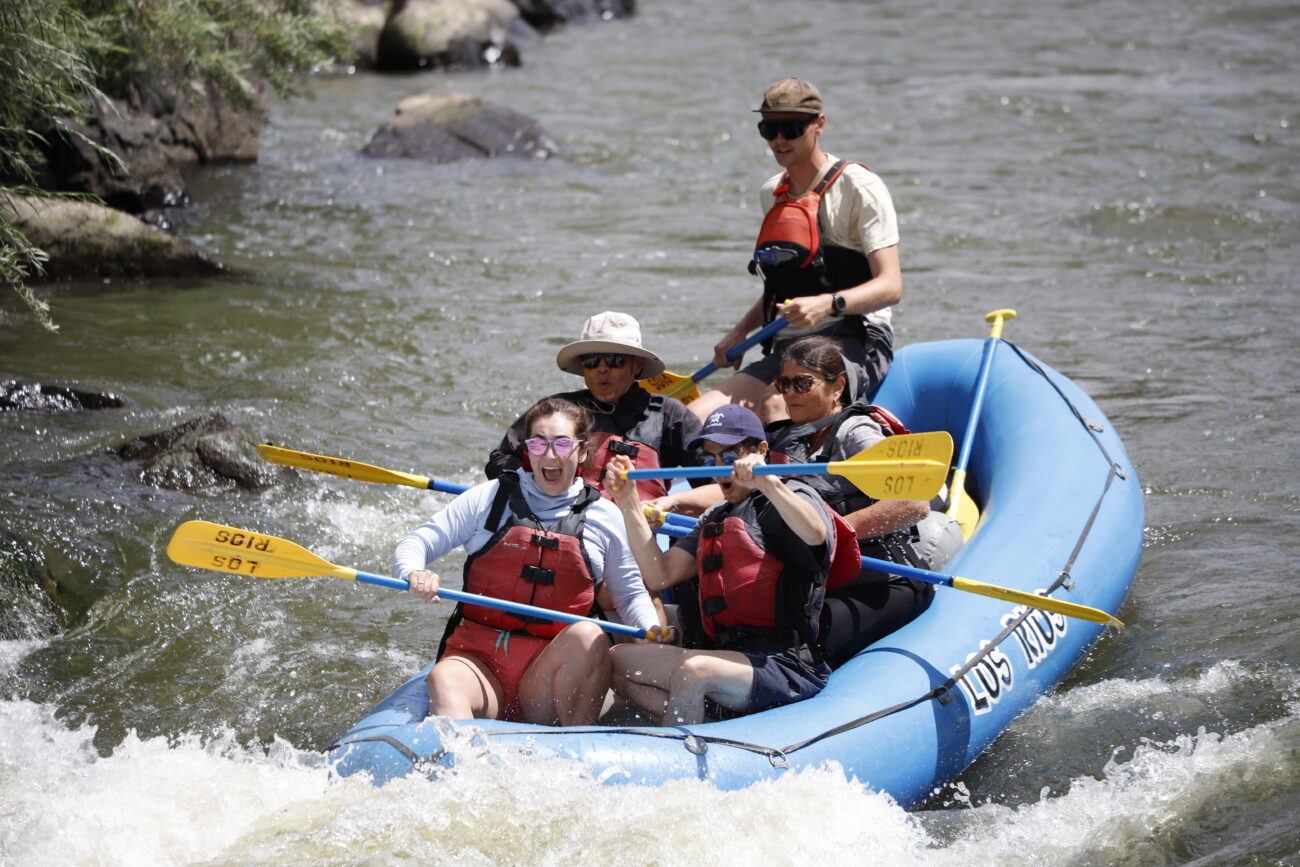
[954,336,1000,473]
[426,479,470,495]
[649,515,955,589]
[353,570,647,638]
[688,316,790,384]
[626,461,829,481]
[425,477,681,542]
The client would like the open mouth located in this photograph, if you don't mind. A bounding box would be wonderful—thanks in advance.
[540,465,564,485]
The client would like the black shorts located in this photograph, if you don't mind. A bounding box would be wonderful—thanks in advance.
[741,650,831,714]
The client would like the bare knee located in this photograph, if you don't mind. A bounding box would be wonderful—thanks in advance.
[756,387,788,424]
[427,657,496,719]
[427,666,471,718]
[567,621,611,653]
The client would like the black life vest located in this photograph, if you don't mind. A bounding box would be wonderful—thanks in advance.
[750,159,876,351]
[579,394,668,502]
[457,474,601,639]
[767,403,925,584]
[693,483,829,655]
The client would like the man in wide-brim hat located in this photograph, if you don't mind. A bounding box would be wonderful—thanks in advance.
[486,312,703,507]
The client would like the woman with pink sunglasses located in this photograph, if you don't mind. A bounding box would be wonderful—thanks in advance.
[395,396,663,726]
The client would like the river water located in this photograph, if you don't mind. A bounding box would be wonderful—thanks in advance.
[2,0,1297,863]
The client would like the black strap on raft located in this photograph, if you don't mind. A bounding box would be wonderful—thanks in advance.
[472,342,1130,767]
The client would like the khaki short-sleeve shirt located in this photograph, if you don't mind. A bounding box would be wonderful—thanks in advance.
[759,154,899,327]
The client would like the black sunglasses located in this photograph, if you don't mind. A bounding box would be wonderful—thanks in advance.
[773,374,834,394]
[579,353,628,370]
[757,118,812,141]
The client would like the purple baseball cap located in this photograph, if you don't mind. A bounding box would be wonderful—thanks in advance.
[687,404,767,449]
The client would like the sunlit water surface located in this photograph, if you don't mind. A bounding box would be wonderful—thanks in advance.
[2,0,1297,863]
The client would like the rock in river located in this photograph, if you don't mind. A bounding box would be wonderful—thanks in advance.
[363,92,558,162]
[117,413,297,493]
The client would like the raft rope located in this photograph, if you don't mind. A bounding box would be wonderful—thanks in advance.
[385,344,1130,768]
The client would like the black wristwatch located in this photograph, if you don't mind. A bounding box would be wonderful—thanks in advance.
[829,292,846,317]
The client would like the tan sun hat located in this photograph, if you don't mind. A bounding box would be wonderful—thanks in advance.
[555,311,666,379]
[754,78,824,115]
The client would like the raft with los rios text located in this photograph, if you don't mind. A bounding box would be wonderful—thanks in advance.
[325,337,1144,807]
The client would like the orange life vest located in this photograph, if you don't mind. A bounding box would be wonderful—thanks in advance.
[751,160,875,348]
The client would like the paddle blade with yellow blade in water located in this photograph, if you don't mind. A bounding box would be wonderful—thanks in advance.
[166,521,651,638]
[648,515,1122,627]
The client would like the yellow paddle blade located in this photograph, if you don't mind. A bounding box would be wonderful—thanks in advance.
[950,576,1123,627]
[257,444,431,489]
[828,431,954,500]
[946,468,981,540]
[639,370,701,404]
[167,520,357,581]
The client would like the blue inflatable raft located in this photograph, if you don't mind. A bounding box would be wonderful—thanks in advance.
[328,338,1144,808]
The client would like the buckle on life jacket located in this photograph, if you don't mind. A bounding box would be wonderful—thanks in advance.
[520,565,556,585]
[530,533,560,550]
[701,596,728,616]
[608,440,641,458]
[702,522,725,538]
[753,246,803,268]
[700,553,724,573]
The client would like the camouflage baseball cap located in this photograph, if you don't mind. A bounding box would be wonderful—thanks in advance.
[754,78,824,115]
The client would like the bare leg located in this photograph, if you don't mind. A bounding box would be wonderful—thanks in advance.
[427,654,503,719]
[663,651,755,725]
[518,622,612,726]
[611,643,755,726]
[688,372,789,425]
[611,644,674,725]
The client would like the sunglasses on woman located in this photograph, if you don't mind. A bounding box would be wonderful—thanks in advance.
[579,353,628,370]
[773,374,832,394]
[523,437,585,457]
[757,118,811,141]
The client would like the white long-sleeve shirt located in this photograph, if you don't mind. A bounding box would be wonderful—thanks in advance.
[393,470,659,631]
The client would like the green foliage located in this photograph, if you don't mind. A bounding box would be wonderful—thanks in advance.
[0,0,109,330]
[0,0,350,330]
[77,0,351,108]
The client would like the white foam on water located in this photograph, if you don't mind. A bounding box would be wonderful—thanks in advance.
[918,708,1298,864]
[0,700,347,867]
[1035,659,1283,715]
[0,699,930,866]
[0,637,42,676]
[3,661,1295,865]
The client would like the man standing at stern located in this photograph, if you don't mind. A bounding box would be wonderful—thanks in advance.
[692,78,903,424]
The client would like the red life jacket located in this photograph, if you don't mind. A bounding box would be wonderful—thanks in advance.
[459,475,600,639]
[751,160,876,349]
[579,395,668,501]
[693,484,830,651]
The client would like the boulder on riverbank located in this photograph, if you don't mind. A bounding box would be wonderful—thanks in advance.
[511,0,636,30]
[2,195,223,282]
[375,0,536,70]
[36,77,264,217]
[1,381,126,412]
[117,413,297,492]
[363,92,558,161]
[337,0,634,70]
